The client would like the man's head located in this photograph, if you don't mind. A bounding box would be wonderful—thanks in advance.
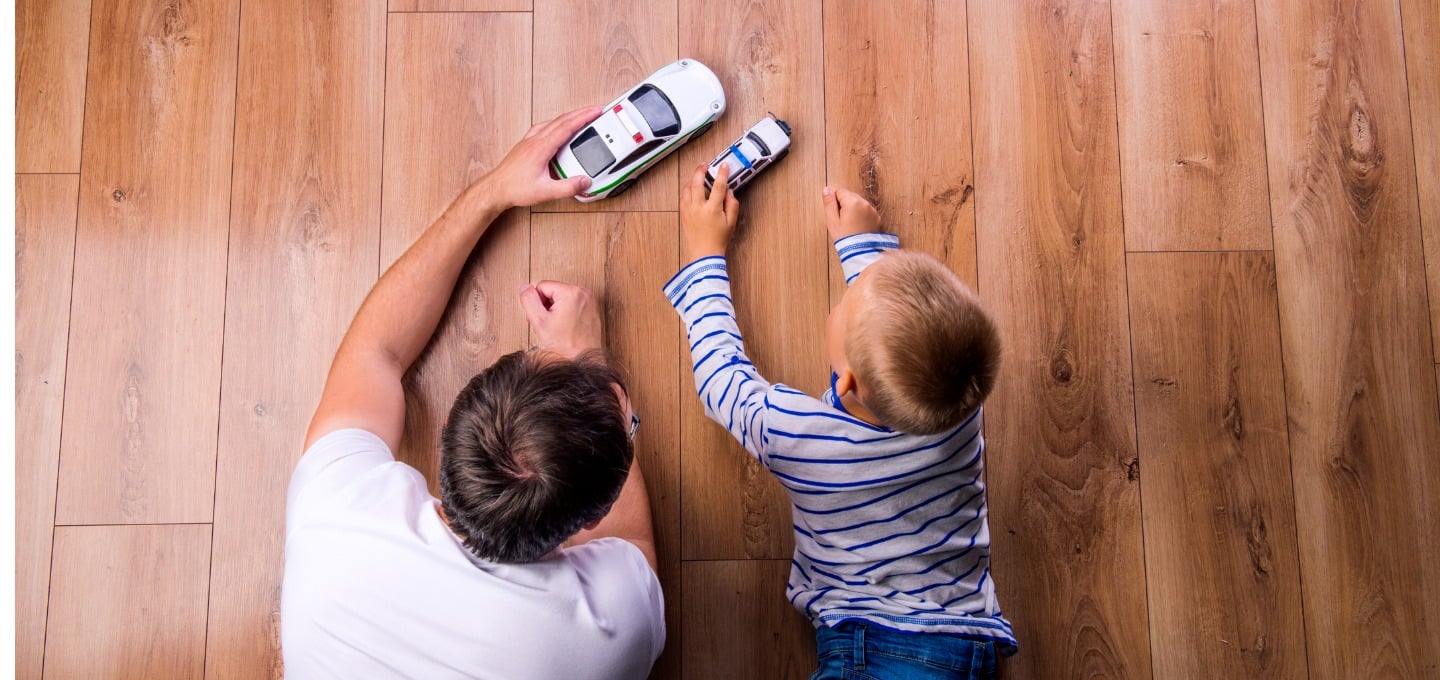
[826,250,1001,435]
[439,349,633,563]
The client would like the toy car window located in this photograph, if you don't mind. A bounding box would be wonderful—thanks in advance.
[745,132,772,156]
[570,127,615,176]
[616,138,665,171]
[628,86,681,137]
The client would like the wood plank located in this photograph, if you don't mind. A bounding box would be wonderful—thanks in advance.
[822,0,976,298]
[389,0,529,11]
[1111,0,1271,251]
[1255,0,1440,675]
[44,524,212,678]
[531,0,678,213]
[968,1,1152,677]
[1401,0,1440,360]
[15,174,80,680]
[676,0,828,560]
[16,0,92,173]
[204,1,385,677]
[682,560,816,680]
[57,0,241,524]
[382,12,533,484]
[1128,252,1307,678]
[530,212,682,680]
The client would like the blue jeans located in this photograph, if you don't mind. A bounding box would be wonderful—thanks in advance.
[811,621,999,679]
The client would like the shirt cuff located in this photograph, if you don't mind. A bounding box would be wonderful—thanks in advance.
[664,256,730,307]
[834,232,900,284]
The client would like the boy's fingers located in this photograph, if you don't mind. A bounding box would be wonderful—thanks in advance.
[724,191,739,222]
[822,186,841,224]
[708,164,731,207]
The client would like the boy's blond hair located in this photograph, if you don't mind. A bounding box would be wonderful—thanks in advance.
[847,251,1001,435]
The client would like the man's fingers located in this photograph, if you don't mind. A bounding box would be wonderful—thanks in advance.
[518,284,549,321]
[543,105,603,146]
[521,120,546,141]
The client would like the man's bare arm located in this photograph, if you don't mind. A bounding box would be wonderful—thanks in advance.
[305,106,600,452]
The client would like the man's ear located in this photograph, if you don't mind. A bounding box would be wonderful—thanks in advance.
[835,368,858,397]
[583,519,602,531]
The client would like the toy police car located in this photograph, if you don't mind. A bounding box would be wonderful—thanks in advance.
[551,59,726,201]
[704,114,792,193]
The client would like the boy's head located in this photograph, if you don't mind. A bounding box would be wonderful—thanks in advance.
[439,349,633,563]
[826,250,1001,435]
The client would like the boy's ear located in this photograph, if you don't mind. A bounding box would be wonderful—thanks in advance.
[835,368,858,397]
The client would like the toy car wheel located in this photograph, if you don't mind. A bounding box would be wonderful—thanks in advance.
[610,179,636,198]
[773,147,789,163]
[691,121,713,141]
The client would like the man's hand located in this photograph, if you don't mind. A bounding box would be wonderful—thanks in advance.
[478,105,602,209]
[520,281,603,358]
[680,163,740,263]
[823,186,881,241]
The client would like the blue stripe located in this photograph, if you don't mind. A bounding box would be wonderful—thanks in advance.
[764,401,890,433]
[766,428,906,445]
[833,235,899,256]
[790,466,954,511]
[844,487,986,551]
[839,247,883,263]
[729,143,752,169]
[939,568,989,608]
[768,419,977,466]
[902,560,981,597]
[816,612,1014,639]
[690,328,743,352]
[693,310,735,324]
[771,438,982,490]
[673,274,731,303]
[813,472,980,535]
[856,507,986,576]
[662,256,725,293]
[681,292,730,314]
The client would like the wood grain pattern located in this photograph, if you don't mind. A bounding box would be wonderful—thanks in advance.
[1401,0,1440,360]
[968,1,1152,677]
[382,13,534,486]
[1112,0,1272,251]
[15,175,80,680]
[530,212,682,680]
[43,525,211,678]
[1128,252,1307,678]
[531,0,678,213]
[16,0,92,173]
[1256,0,1440,675]
[682,560,816,680]
[676,0,829,560]
[57,0,240,524]
[822,0,976,296]
[389,0,530,11]
[204,1,385,677]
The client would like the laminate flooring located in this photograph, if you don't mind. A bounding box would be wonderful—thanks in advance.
[15,0,1440,677]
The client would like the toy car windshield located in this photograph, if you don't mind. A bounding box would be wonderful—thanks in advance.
[629,85,680,136]
[570,127,615,177]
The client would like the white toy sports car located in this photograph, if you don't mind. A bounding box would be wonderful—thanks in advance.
[704,114,792,193]
[551,59,726,201]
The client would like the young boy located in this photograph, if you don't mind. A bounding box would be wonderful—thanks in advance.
[667,163,1015,678]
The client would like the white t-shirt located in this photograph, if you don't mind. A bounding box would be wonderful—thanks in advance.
[282,429,665,679]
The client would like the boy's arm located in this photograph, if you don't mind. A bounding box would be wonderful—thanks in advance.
[669,164,774,460]
[823,186,898,286]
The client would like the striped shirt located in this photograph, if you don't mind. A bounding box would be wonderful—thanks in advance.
[664,233,1016,652]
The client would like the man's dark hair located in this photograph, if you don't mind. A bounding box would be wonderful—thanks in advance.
[439,349,632,563]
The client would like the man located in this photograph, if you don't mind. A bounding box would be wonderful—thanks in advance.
[282,106,664,679]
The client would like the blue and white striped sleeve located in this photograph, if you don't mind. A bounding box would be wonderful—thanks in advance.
[664,257,772,463]
[834,232,901,286]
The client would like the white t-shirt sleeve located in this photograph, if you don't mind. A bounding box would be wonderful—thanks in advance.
[287,428,397,527]
[567,537,668,665]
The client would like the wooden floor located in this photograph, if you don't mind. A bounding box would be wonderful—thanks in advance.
[15,0,1440,677]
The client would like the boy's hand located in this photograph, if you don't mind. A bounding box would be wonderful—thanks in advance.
[823,186,881,241]
[680,163,739,263]
[520,280,603,358]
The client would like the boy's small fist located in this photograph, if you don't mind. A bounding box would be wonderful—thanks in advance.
[823,186,881,241]
[680,163,740,262]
